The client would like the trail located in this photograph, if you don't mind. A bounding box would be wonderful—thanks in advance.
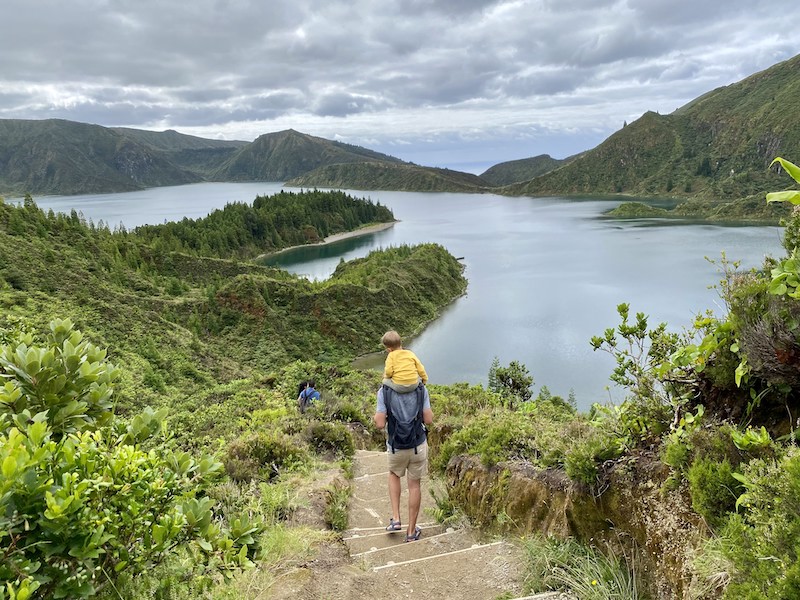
[271,449,571,599]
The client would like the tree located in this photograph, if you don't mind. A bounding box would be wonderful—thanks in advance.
[487,358,533,408]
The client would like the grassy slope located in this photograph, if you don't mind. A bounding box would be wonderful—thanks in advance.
[211,129,406,182]
[504,54,800,216]
[480,154,568,186]
[0,196,465,432]
[0,119,202,195]
[286,161,492,192]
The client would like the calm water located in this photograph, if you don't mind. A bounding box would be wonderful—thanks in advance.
[15,182,288,228]
[25,185,783,410]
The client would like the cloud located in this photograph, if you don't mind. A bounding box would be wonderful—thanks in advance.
[1,0,798,169]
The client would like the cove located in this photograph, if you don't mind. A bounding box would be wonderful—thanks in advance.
[26,184,783,411]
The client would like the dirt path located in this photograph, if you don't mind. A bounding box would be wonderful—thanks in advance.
[269,449,570,599]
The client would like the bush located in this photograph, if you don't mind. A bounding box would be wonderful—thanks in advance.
[224,430,311,482]
[563,431,619,488]
[693,447,800,598]
[307,421,355,459]
[432,412,538,472]
[0,320,264,599]
[687,457,742,529]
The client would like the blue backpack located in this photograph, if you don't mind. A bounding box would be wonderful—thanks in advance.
[299,386,319,414]
[383,384,426,453]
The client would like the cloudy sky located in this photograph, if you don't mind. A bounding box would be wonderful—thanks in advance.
[2,0,798,173]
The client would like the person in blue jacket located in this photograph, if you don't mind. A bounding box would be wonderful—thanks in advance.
[298,379,321,413]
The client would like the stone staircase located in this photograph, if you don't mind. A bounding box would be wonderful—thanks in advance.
[342,449,568,600]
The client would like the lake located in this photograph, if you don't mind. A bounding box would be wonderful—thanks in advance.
[24,185,784,410]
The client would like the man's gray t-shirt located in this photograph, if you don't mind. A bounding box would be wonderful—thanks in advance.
[376,386,431,450]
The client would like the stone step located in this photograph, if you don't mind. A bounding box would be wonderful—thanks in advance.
[353,449,391,476]
[354,528,480,569]
[348,486,440,530]
[373,539,525,599]
[343,522,448,554]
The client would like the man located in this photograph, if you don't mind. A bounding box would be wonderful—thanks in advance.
[373,383,434,542]
[297,379,321,413]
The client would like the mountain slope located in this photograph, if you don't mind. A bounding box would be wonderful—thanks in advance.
[0,119,202,196]
[112,127,248,176]
[480,154,568,186]
[285,161,491,192]
[506,54,800,201]
[211,129,405,182]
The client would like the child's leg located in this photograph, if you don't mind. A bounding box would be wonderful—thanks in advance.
[389,381,420,393]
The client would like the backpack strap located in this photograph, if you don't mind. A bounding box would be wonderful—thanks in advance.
[414,383,425,452]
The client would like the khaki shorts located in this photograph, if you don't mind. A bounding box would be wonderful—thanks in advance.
[387,441,428,479]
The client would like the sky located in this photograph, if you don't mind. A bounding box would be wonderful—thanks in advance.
[1,1,798,174]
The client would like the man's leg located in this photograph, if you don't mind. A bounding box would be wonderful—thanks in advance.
[406,476,421,537]
[388,471,402,524]
[404,443,428,539]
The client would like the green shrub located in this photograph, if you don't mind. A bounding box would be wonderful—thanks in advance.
[0,320,263,599]
[432,412,537,472]
[224,430,310,482]
[694,447,800,598]
[687,457,742,528]
[662,437,691,471]
[307,421,355,459]
[429,383,503,420]
[562,424,621,488]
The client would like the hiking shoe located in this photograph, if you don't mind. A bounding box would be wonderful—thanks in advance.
[404,526,421,542]
[385,518,402,532]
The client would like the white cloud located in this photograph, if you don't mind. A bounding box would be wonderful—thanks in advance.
[0,0,797,171]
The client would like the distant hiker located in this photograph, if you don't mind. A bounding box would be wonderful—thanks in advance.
[298,379,321,413]
[381,330,428,393]
[373,381,433,543]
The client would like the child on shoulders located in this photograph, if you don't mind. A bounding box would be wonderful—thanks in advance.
[381,330,428,393]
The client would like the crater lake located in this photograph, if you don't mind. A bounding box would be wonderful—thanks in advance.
[21,184,783,409]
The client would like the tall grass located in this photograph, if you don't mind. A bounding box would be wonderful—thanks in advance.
[523,535,641,600]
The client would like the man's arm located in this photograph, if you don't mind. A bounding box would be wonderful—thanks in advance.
[422,407,433,425]
[374,387,387,429]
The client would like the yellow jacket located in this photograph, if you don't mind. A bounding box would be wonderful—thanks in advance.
[384,349,428,385]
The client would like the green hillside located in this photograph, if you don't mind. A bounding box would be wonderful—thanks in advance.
[506,54,800,213]
[210,129,406,182]
[480,154,568,186]
[0,121,409,196]
[112,127,248,175]
[0,119,202,195]
[0,191,463,415]
[285,160,491,192]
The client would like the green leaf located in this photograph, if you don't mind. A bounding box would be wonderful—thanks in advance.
[2,455,16,478]
[766,190,800,204]
[770,157,800,185]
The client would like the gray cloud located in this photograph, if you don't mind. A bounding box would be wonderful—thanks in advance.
[0,0,797,170]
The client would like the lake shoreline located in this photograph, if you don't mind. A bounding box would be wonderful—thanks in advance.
[257,221,397,260]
